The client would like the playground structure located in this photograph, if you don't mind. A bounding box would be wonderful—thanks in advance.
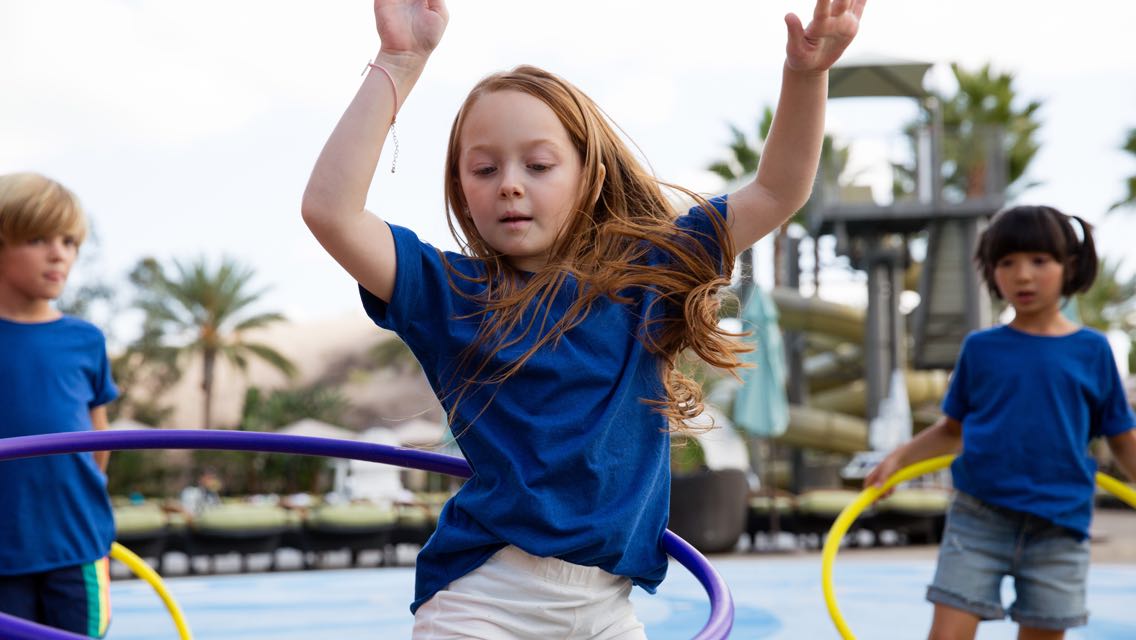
[767,287,951,455]
[694,58,1014,552]
[752,57,1008,462]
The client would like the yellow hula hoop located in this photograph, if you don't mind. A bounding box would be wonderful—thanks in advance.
[821,455,1136,640]
[110,542,194,640]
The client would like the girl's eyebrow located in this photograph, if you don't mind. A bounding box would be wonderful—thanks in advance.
[464,138,567,155]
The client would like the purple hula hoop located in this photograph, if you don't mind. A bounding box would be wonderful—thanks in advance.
[0,429,733,640]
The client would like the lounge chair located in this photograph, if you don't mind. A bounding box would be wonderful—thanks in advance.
[185,503,293,573]
[113,502,169,572]
[300,502,397,568]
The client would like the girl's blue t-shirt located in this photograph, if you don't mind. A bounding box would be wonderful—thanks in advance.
[943,325,1135,538]
[359,198,728,613]
[0,315,118,574]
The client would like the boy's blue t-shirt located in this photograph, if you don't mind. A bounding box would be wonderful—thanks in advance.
[359,198,728,613]
[0,315,119,574]
[943,325,1135,538]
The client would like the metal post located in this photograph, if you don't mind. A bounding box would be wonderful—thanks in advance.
[785,236,808,494]
[864,238,889,423]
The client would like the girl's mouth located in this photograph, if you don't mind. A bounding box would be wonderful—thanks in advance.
[499,213,533,228]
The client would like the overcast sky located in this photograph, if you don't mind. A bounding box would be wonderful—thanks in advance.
[3,1,1134,340]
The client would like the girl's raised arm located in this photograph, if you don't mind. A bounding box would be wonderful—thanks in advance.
[302,0,448,303]
[726,0,864,254]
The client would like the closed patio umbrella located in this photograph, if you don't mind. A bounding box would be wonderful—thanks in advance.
[733,287,789,438]
[731,286,791,542]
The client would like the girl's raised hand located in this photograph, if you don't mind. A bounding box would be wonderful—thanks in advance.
[374,0,449,61]
[784,0,865,74]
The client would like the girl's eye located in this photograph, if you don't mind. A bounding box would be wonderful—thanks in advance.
[472,166,496,176]
[528,163,552,172]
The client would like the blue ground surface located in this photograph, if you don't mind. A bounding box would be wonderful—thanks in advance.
[105,557,1136,639]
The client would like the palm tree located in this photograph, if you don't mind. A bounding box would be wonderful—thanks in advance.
[708,106,849,292]
[708,108,773,293]
[1076,256,1136,375]
[1077,257,1136,333]
[895,63,1043,201]
[1108,127,1136,213]
[707,107,772,184]
[131,256,297,428]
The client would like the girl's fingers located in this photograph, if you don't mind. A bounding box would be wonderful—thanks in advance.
[785,12,806,44]
[813,0,833,21]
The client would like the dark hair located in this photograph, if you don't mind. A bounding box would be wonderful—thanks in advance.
[974,205,1098,299]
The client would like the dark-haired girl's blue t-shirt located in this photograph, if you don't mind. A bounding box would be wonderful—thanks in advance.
[944,325,1136,538]
[359,198,728,613]
[0,316,118,574]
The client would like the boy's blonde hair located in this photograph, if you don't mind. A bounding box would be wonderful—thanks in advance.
[0,172,87,246]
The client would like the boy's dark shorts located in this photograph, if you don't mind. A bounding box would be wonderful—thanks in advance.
[0,557,111,638]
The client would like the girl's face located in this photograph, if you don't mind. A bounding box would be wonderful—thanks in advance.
[457,90,583,272]
[992,251,1065,319]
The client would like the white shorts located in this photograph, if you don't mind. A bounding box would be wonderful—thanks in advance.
[412,545,647,639]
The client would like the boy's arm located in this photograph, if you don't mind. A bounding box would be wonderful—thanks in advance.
[90,405,110,473]
[726,0,865,254]
[301,0,448,303]
[1106,429,1136,482]
[863,415,962,490]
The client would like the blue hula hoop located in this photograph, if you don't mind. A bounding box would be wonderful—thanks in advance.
[0,429,734,639]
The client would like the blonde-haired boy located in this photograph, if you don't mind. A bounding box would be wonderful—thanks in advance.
[0,172,117,638]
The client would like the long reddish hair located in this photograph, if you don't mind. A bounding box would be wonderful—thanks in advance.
[441,65,748,431]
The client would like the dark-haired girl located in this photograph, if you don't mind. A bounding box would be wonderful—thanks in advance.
[867,205,1136,639]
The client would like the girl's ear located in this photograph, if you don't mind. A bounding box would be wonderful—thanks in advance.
[585,163,606,209]
[1064,255,1078,287]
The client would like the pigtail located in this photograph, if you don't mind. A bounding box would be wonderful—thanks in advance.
[1064,214,1098,295]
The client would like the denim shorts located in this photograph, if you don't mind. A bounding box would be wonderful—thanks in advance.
[927,491,1090,630]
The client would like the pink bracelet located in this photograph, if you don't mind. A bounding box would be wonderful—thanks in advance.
[362,61,400,173]
[363,62,400,119]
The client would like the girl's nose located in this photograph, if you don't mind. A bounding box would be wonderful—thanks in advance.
[498,167,524,198]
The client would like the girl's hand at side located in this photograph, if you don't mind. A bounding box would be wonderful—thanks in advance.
[374,0,449,62]
[784,0,865,75]
[863,454,901,500]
